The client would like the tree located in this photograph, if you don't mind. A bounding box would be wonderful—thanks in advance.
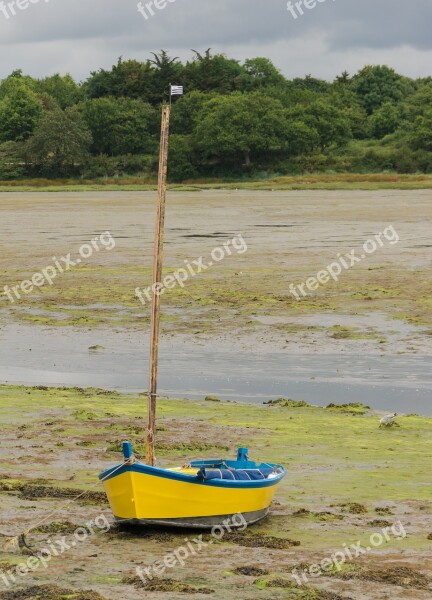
[26,106,92,176]
[292,75,330,94]
[352,66,409,114]
[285,121,320,156]
[0,141,25,179]
[168,135,198,181]
[183,50,243,93]
[81,97,156,155]
[194,93,290,167]
[330,86,369,139]
[37,74,82,109]
[170,90,217,135]
[0,70,37,98]
[369,102,401,139]
[408,108,432,152]
[84,58,155,103]
[404,82,432,119]
[150,50,183,102]
[290,100,352,151]
[241,58,286,90]
[335,71,351,85]
[0,79,43,142]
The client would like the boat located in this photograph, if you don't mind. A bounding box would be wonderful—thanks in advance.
[99,89,286,529]
[100,443,285,528]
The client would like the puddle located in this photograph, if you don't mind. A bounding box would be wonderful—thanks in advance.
[0,324,431,415]
[290,312,418,335]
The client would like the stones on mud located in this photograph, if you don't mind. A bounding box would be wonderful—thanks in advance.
[225,533,300,549]
[292,509,343,522]
[123,574,214,594]
[254,576,297,589]
[329,564,431,590]
[0,481,107,505]
[325,403,370,415]
[34,521,79,535]
[337,503,368,514]
[234,566,269,576]
[254,577,353,599]
[204,395,221,402]
[264,398,310,408]
[0,585,108,599]
[368,519,392,527]
[0,563,14,573]
[375,506,394,515]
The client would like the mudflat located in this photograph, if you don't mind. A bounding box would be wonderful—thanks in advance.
[1,189,431,352]
[0,190,431,599]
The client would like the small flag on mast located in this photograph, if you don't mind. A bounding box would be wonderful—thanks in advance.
[170,85,184,96]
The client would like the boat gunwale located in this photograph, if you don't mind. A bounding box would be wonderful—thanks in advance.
[99,462,286,488]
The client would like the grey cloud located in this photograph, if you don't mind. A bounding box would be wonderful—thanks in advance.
[0,0,431,80]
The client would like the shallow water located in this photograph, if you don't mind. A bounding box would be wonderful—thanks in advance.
[0,324,431,415]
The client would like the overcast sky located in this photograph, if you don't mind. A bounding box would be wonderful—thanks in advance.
[1,0,431,82]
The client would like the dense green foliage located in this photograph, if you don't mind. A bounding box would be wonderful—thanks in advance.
[1,52,432,181]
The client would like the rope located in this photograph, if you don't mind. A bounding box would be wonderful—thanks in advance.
[261,462,284,473]
[11,458,134,540]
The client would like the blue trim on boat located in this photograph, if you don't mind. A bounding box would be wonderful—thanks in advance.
[99,462,286,488]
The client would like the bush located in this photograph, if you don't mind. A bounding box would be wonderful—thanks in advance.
[81,154,154,178]
[394,147,418,174]
[168,135,199,182]
[0,141,26,180]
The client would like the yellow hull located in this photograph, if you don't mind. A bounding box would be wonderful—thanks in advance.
[103,469,280,524]
[100,446,286,527]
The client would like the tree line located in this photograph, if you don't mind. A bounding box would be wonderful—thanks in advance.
[0,50,431,181]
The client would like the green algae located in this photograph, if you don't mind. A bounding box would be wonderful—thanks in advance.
[265,398,311,408]
[233,566,269,577]
[123,574,214,593]
[325,563,431,590]
[0,586,108,600]
[253,578,352,599]
[224,533,300,549]
[325,403,370,415]
[1,384,431,557]
[34,522,79,535]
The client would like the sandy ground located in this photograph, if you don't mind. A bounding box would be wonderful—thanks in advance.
[1,190,432,412]
[0,386,431,600]
[0,191,431,599]
[1,190,432,354]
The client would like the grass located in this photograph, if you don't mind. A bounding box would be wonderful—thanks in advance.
[1,384,431,509]
[1,173,432,192]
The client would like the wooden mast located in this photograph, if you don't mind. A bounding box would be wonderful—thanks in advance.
[146,103,171,466]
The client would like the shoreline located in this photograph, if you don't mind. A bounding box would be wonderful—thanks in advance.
[1,174,432,193]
